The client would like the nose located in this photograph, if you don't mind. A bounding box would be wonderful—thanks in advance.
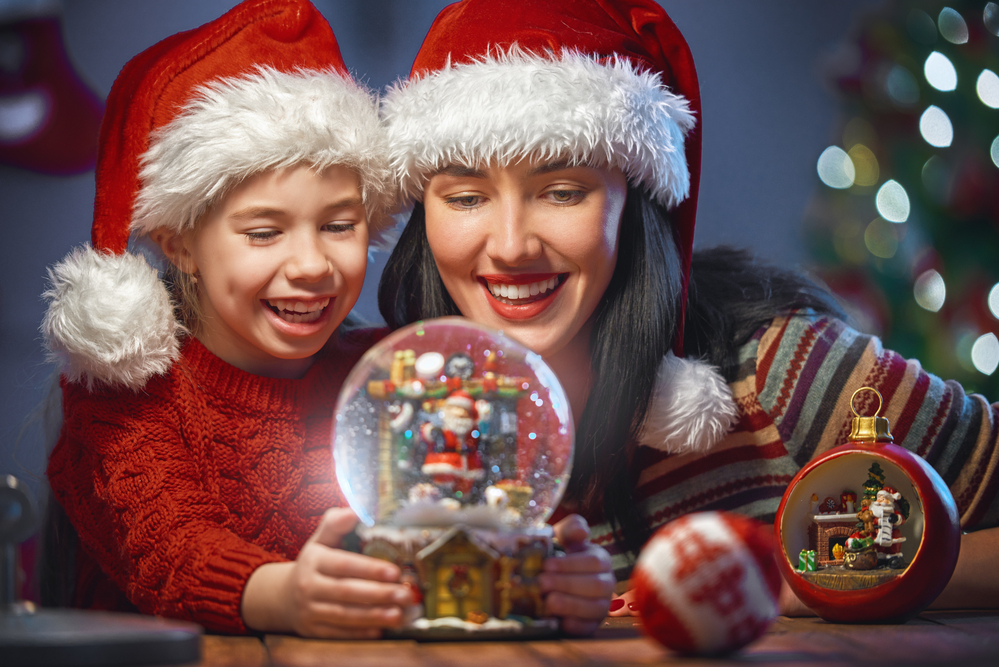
[485,198,542,265]
[286,231,334,283]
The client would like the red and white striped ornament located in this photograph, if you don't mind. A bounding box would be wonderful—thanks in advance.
[632,511,781,655]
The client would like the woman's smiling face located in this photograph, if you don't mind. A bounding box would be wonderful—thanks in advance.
[423,160,627,358]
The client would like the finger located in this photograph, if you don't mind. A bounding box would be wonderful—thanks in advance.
[299,623,383,640]
[306,600,406,628]
[608,589,637,617]
[544,590,610,622]
[314,547,401,583]
[553,514,590,552]
[307,508,360,548]
[538,572,615,599]
[305,575,413,608]
[543,548,611,574]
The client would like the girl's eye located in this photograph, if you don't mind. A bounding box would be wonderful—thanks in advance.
[444,195,482,209]
[546,189,584,204]
[245,230,279,241]
[323,222,355,234]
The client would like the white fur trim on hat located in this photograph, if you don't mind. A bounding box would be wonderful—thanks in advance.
[638,353,739,454]
[382,48,696,208]
[42,246,180,390]
[132,67,394,246]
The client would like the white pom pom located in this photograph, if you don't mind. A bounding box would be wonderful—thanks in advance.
[637,353,739,454]
[42,246,181,390]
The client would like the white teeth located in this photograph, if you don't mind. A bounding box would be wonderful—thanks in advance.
[266,297,331,322]
[486,277,561,302]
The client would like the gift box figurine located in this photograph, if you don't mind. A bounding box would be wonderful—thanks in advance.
[775,387,960,623]
[332,318,574,638]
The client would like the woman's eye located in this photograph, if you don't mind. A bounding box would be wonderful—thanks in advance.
[444,195,482,209]
[546,189,584,204]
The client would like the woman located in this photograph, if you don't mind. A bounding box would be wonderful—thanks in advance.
[379,0,999,613]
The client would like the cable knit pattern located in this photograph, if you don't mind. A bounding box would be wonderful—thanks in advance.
[47,328,386,634]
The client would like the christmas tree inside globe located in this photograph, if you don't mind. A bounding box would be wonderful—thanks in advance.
[333,317,573,637]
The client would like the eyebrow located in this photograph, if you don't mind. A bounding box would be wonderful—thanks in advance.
[229,197,364,221]
[528,160,572,175]
[435,165,486,178]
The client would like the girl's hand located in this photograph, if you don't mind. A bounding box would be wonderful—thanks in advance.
[242,508,414,638]
[541,514,615,636]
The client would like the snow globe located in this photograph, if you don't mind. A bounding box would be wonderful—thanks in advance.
[333,318,574,638]
[774,387,960,623]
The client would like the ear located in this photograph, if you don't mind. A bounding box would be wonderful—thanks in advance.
[149,227,197,275]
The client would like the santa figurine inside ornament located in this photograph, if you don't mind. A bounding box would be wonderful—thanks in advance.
[333,318,573,638]
[775,387,961,623]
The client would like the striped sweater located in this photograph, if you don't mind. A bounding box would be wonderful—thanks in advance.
[588,312,999,579]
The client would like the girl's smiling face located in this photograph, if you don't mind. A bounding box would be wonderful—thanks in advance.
[160,164,368,378]
[423,160,627,359]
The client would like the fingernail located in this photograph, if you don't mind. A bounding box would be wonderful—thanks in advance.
[628,602,638,612]
[609,598,624,612]
[394,589,411,604]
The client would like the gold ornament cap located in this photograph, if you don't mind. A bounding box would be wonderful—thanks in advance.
[848,387,894,443]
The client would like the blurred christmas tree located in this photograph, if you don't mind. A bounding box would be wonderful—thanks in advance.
[806,1,999,397]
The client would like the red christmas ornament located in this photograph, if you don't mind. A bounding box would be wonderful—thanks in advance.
[632,511,781,656]
[775,387,960,623]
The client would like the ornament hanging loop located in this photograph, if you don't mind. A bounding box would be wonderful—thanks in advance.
[848,387,893,443]
[850,386,883,418]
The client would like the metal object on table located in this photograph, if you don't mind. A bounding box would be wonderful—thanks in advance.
[0,475,202,666]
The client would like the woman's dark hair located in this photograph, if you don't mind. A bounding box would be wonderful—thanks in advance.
[378,186,845,557]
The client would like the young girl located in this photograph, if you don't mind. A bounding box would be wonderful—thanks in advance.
[41,0,411,638]
[378,0,999,615]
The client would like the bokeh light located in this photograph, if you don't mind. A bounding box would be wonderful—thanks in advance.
[913,269,946,312]
[977,70,999,108]
[817,146,855,188]
[847,144,879,186]
[887,65,920,108]
[865,218,899,258]
[989,283,999,319]
[984,2,999,36]
[924,51,957,91]
[992,136,999,168]
[922,156,952,205]
[907,8,938,43]
[938,7,969,44]
[876,180,910,222]
[971,333,999,375]
[920,105,954,147]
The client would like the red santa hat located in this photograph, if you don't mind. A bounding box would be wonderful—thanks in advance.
[879,487,901,501]
[383,0,737,455]
[41,0,391,390]
[444,390,477,419]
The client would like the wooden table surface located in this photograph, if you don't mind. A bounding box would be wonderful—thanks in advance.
[189,612,999,666]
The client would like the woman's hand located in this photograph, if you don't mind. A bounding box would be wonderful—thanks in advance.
[610,577,814,618]
[242,508,414,638]
[541,514,615,636]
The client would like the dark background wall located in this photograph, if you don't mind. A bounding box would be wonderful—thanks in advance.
[0,0,876,505]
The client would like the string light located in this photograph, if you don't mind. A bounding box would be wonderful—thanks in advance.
[989,284,999,320]
[925,51,957,91]
[977,70,999,108]
[971,333,999,375]
[817,146,855,188]
[876,180,910,222]
[914,270,946,312]
[938,7,969,44]
[920,105,953,147]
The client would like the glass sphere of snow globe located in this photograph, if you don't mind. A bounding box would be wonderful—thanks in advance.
[333,317,574,530]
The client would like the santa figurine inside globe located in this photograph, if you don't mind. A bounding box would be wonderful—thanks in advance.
[333,318,574,637]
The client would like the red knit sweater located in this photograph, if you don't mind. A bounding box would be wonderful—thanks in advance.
[47,328,385,634]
